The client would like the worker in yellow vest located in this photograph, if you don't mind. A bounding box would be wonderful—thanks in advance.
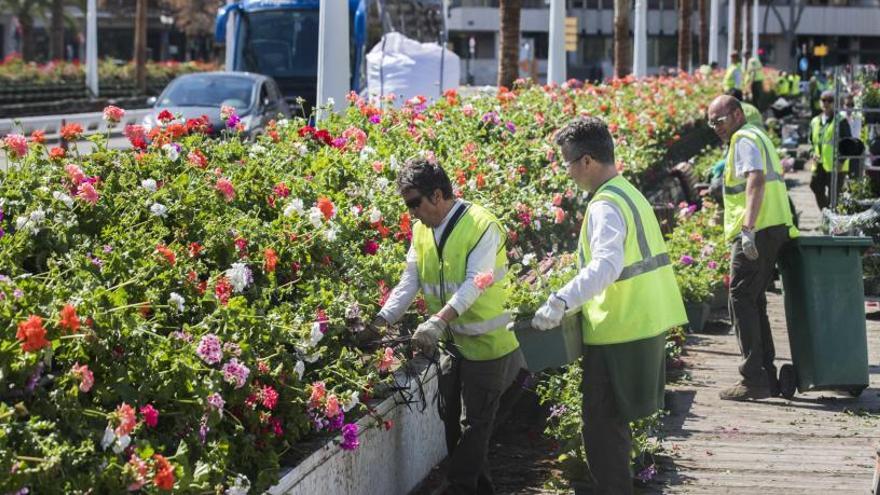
[707,95,799,401]
[744,50,765,106]
[809,90,852,210]
[531,117,687,494]
[723,51,743,93]
[776,71,791,97]
[789,73,801,97]
[372,159,525,494]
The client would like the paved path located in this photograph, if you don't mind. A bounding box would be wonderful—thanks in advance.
[651,168,880,494]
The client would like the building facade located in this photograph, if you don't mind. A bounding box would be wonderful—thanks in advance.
[448,0,880,85]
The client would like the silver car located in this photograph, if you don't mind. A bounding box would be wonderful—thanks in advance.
[143,72,291,139]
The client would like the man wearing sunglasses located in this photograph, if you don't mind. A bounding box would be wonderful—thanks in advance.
[707,95,798,402]
[531,117,687,494]
[371,158,525,494]
[809,90,852,210]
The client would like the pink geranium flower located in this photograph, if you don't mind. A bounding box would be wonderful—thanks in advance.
[77,182,99,205]
[102,105,125,125]
[342,126,367,152]
[65,164,86,186]
[215,178,235,202]
[474,271,494,290]
[71,362,94,392]
[325,394,341,418]
[3,133,28,159]
[114,402,138,437]
[140,404,159,428]
[377,347,398,372]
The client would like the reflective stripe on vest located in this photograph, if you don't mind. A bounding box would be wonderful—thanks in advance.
[578,176,687,345]
[723,132,784,196]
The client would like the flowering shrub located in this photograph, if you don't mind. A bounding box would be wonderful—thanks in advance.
[0,73,719,493]
[0,55,217,85]
[665,200,730,303]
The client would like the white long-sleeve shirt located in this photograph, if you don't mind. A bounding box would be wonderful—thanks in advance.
[554,200,626,310]
[377,200,503,330]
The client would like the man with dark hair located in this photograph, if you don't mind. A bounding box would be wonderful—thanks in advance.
[532,117,687,494]
[707,95,798,401]
[372,158,525,494]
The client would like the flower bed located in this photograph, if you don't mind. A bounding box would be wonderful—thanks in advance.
[1,74,719,493]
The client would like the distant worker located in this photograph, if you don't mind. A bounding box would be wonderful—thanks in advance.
[809,90,852,210]
[723,51,743,93]
[744,50,765,106]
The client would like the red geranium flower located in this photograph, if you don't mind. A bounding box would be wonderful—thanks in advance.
[16,315,50,353]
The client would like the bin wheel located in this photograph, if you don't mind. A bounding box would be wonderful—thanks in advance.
[779,364,796,400]
[846,386,866,398]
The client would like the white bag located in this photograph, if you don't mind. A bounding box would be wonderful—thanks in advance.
[366,32,460,106]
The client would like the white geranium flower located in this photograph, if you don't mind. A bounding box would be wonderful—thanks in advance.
[534,220,542,231]
[226,263,253,293]
[343,390,360,412]
[368,207,382,224]
[294,360,305,380]
[112,434,131,454]
[15,209,45,234]
[162,143,180,161]
[326,97,335,107]
[53,191,74,208]
[309,322,324,347]
[308,207,323,228]
[295,143,308,156]
[141,178,158,192]
[324,224,338,242]
[376,177,389,190]
[168,292,185,313]
[522,253,537,266]
[276,119,290,129]
[389,155,399,170]
[150,202,168,218]
[100,426,115,450]
[225,474,251,495]
[284,198,305,217]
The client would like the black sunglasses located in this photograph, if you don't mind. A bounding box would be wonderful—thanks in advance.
[405,195,424,209]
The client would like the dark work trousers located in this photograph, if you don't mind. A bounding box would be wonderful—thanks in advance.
[810,166,845,211]
[438,348,525,495]
[729,225,791,385]
[581,345,633,495]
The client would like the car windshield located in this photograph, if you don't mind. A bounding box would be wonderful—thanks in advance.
[158,76,255,109]
[237,9,319,79]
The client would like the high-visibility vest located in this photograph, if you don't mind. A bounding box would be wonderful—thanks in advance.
[724,63,743,91]
[746,57,765,84]
[810,113,850,173]
[577,175,687,345]
[789,74,801,95]
[777,77,790,96]
[413,203,519,361]
[723,124,799,241]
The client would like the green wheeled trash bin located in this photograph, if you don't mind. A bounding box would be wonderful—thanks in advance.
[777,235,873,399]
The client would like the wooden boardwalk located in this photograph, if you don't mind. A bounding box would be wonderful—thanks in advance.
[650,169,880,494]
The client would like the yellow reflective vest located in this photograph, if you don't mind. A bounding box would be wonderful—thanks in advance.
[723,124,799,241]
[724,63,743,91]
[810,113,850,174]
[413,203,519,361]
[577,175,687,345]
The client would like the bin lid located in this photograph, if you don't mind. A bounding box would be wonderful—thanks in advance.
[794,236,874,248]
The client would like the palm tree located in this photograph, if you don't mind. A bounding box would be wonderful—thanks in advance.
[678,0,692,71]
[613,0,632,78]
[698,0,708,64]
[0,0,51,61]
[497,0,521,88]
[733,0,742,56]
[134,0,147,92]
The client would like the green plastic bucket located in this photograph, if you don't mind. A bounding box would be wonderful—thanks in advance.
[510,312,583,372]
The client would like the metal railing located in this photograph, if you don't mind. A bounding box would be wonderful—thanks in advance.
[0,109,152,143]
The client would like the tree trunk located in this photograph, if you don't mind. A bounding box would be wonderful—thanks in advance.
[18,12,36,61]
[134,0,148,93]
[733,0,742,55]
[497,0,521,88]
[698,0,708,64]
[678,0,692,71]
[613,0,632,78]
[50,0,65,60]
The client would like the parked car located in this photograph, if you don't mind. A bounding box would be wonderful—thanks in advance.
[143,72,290,139]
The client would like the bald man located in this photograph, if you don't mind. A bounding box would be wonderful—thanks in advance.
[707,95,798,401]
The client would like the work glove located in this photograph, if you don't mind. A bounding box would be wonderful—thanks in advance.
[353,316,386,350]
[741,228,759,261]
[411,316,447,355]
[531,292,568,331]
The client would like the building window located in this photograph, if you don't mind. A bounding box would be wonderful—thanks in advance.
[449,32,496,59]
[580,35,613,65]
[648,35,677,68]
[521,31,549,59]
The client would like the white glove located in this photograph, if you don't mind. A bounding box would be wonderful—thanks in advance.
[531,293,568,331]
[411,316,447,355]
[741,228,759,261]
